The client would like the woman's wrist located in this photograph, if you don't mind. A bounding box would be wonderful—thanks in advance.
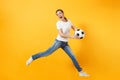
[70,35,75,39]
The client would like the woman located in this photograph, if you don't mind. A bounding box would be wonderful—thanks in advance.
[26,9,90,77]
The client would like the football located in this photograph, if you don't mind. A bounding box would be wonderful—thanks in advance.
[74,29,85,39]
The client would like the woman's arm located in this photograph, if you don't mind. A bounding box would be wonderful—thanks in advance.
[71,25,80,39]
[71,25,77,31]
[58,26,79,39]
[58,29,74,38]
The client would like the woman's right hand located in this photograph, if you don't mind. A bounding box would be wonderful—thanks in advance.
[72,35,80,39]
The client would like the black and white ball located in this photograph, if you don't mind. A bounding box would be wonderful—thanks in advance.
[74,29,85,39]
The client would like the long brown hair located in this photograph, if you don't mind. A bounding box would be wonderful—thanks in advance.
[56,9,68,21]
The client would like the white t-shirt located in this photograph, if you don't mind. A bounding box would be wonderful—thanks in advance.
[56,19,73,42]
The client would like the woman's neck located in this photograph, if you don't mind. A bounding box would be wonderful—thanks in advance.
[60,17,68,22]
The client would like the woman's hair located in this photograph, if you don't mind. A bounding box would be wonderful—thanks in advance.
[56,9,64,14]
[56,9,67,21]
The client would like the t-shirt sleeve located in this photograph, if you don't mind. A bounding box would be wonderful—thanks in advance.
[56,21,62,30]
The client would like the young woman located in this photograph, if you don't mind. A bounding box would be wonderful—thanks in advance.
[26,9,90,77]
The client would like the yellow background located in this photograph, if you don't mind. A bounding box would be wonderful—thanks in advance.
[0,0,120,80]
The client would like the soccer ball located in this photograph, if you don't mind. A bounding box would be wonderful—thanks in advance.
[74,29,85,39]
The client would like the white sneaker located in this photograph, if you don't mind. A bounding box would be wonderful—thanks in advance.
[26,57,33,66]
[79,71,90,77]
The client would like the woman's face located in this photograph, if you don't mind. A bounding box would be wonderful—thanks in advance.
[56,11,64,19]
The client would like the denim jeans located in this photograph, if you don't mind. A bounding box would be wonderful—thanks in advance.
[32,39,82,72]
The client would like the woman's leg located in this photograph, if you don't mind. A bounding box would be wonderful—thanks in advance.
[62,45,82,72]
[62,45,90,76]
[32,40,61,60]
[26,40,61,65]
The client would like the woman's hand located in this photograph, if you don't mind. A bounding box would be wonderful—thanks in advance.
[72,35,80,39]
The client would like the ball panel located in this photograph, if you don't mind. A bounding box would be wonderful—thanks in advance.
[77,33,79,36]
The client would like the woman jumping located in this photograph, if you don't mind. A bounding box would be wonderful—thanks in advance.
[26,9,90,77]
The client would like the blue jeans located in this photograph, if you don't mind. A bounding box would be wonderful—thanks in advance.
[32,39,82,72]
